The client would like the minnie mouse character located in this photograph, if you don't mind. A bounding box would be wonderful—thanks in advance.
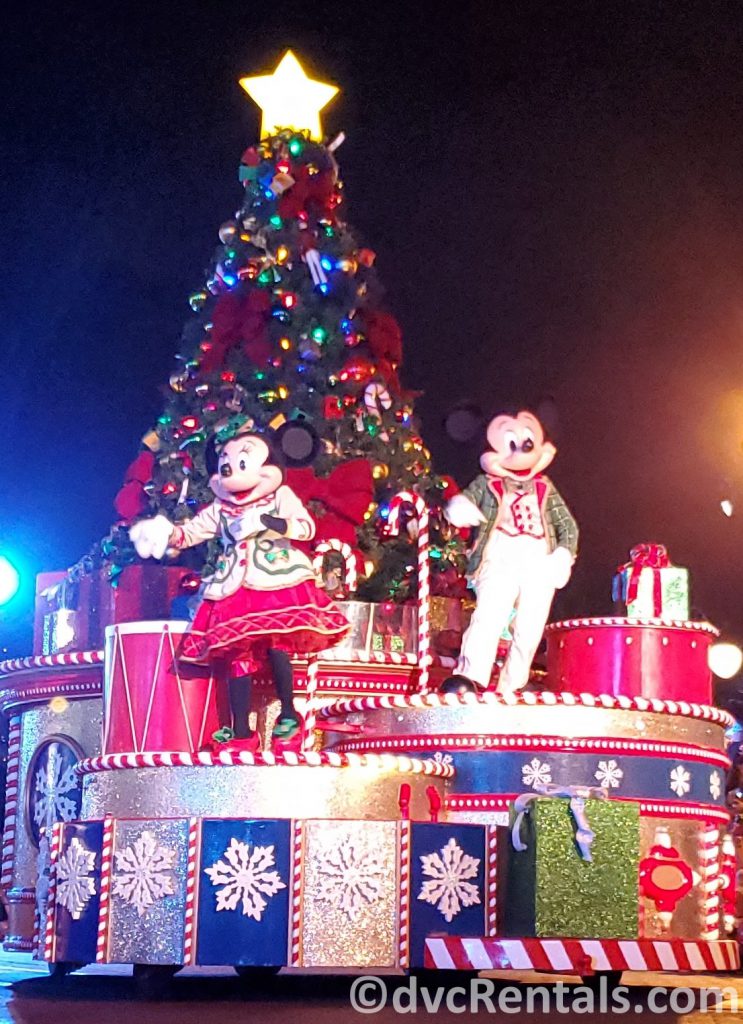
[130,419,349,751]
[442,410,578,695]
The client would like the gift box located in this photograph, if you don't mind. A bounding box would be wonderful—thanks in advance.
[504,794,640,938]
[322,601,418,657]
[612,543,689,620]
[34,565,190,654]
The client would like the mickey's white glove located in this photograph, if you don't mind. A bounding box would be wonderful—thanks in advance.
[129,515,173,560]
[445,494,487,529]
[549,546,574,590]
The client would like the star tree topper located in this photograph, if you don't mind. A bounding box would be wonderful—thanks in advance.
[239,50,339,141]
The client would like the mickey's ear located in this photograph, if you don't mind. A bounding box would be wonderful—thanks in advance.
[204,435,221,477]
[273,420,321,467]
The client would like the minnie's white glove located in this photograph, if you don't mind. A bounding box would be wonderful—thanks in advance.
[445,494,487,529]
[129,515,173,560]
[549,546,574,590]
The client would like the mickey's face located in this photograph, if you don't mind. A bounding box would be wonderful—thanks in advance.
[480,411,556,481]
[209,434,282,504]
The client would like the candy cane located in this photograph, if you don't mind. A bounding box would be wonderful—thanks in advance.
[301,659,320,753]
[313,539,357,595]
[385,491,431,691]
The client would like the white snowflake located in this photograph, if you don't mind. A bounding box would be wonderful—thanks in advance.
[418,837,481,923]
[33,747,79,833]
[670,765,691,797]
[521,757,552,788]
[433,751,454,768]
[710,771,722,801]
[594,759,624,789]
[112,831,176,916]
[205,838,286,920]
[316,839,386,921]
[55,838,96,920]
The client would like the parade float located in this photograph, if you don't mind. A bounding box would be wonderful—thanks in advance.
[0,52,739,993]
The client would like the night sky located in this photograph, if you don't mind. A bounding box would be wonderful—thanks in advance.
[4,1,743,700]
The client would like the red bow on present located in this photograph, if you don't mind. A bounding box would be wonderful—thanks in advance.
[114,450,155,522]
[622,542,669,612]
[287,459,374,547]
[199,288,272,373]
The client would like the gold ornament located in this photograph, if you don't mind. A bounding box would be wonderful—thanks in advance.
[372,462,390,480]
[239,50,339,141]
[218,221,238,244]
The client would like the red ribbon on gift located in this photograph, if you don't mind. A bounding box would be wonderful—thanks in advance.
[621,542,669,615]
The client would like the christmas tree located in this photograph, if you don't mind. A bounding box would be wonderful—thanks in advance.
[112,51,467,605]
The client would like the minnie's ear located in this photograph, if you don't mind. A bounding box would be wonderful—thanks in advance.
[273,420,321,467]
[204,434,221,477]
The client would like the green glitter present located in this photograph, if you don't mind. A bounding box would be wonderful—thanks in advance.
[504,798,639,938]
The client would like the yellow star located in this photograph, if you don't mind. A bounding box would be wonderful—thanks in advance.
[239,50,339,142]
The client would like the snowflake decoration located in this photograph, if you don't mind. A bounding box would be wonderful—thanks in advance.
[55,838,96,920]
[205,838,286,921]
[32,742,82,840]
[418,837,481,922]
[433,751,454,768]
[112,831,176,916]
[710,771,722,801]
[670,765,691,797]
[521,757,552,788]
[316,838,386,921]
[594,759,623,789]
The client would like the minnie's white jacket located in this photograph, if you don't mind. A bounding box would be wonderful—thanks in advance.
[170,485,317,600]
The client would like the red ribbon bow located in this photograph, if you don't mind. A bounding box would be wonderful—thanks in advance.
[199,288,272,373]
[287,459,374,548]
[622,542,669,612]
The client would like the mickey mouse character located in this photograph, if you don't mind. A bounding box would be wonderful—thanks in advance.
[130,420,349,751]
[442,410,578,695]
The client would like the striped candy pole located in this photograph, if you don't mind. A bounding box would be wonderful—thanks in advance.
[398,820,411,968]
[313,539,358,595]
[42,822,63,962]
[183,818,200,965]
[290,820,304,967]
[385,491,432,692]
[1,717,22,888]
[700,823,722,940]
[486,824,499,936]
[96,817,114,963]
[301,659,320,753]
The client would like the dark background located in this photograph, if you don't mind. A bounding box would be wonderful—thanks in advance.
[3,0,743,699]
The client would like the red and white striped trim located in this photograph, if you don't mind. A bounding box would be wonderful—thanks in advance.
[398,820,411,968]
[43,822,63,962]
[423,936,739,973]
[301,660,319,754]
[546,618,719,636]
[486,825,498,936]
[0,650,104,677]
[290,820,304,967]
[75,750,455,777]
[1,718,22,887]
[332,733,729,768]
[96,817,114,963]
[700,824,722,941]
[445,794,731,824]
[182,818,200,966]
[318,691,735,727]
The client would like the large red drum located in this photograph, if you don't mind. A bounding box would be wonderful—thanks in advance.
[545,617,719,704]
[103,621,219,754]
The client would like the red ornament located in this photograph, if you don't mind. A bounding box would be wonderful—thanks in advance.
[240,146,261,167]
[339,355,376,385]
[639,835,698,928]
[322,396,344,420]
[357,248,376,267]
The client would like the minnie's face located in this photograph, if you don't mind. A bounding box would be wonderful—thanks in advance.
[209,435,282,504]
[480,411,556,481]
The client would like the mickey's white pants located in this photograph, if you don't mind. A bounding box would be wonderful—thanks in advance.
[456,533,556,694]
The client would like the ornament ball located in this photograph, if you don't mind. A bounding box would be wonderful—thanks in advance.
[219,221,239,244]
